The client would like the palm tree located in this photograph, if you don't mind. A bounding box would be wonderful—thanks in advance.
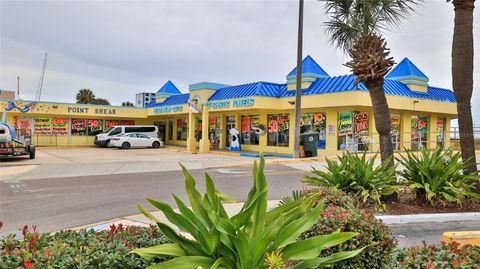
[93,98,110,105]
[321,0,419,166]
[447,0,477,175]
[76,89,95,104]
[122,101,134,107]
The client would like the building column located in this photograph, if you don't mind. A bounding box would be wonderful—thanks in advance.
[172,118,178,143]
[259,112,268,149]
[427,114,438,149]
[444,116,451,149]
[199,107,210,153]
[219,114,226,149]
[325,110,338,154]
[400,112,412,150]
[288,110,296,154]
[369,111,380,152]
[186,112,197,152]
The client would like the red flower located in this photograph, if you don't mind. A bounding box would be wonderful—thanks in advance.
[29,234,37,248]
[25,260,33,269]
[21,225,28,237]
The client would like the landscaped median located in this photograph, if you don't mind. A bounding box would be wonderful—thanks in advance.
[1,150,479,268]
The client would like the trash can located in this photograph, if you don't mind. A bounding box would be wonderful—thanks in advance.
[300,132,319,157]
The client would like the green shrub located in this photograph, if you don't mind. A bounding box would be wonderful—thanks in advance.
[300,187,397,269]
[134,156,364,268]
[0,224,170,269]
[396,147,480,205]
[303,151,398,210]
[389,241,480,268]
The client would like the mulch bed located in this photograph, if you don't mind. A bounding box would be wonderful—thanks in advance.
[372,200,480,215]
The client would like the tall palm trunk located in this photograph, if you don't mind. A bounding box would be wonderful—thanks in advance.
[347,34,395,167]
[365,79,394,167]
[451,0,477,175]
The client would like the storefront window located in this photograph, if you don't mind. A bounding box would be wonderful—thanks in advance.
[411,115,428,150]
[176,118,188,141]
[391,114,401,150]
[195,118,202,142]
[241,115,260,145]
[33,117,52,135]
[87,119,103,136]
[168,119,173,141]
[300,112,326,149]
[209,116,221,147]
[71,119,87,136]
[437,118,446,147]
[337,112,371,151]
[52,118,68,136]
[13,116,32,136]
[226,116,236,147]
[267,114,289,147]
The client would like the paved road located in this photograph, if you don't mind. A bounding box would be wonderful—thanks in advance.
[0,163,305,235]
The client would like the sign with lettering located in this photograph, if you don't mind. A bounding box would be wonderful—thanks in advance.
[87,119,103,135]
[67,106,117,115]
[338,112,353,136]
[241,116,251,134]
[34,117,52,135]
[13,116,32,136]
[207,101,230,109]
[354,112,369,134]
[233,98,254,108]
[71,119,87,136]
[153,106,183,114]
[52,118,68,135]
[104,120,135,129]
[418,116,428,132]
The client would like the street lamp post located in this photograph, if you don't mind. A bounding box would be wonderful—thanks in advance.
[293,0,304,158]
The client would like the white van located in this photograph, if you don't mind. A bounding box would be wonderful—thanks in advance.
[94,125,158,147]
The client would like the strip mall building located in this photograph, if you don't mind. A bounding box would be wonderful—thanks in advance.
[0,56,457,156]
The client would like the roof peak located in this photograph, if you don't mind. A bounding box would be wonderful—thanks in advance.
[386,57,429,81]
[157,81,181,95]
[286,55,329,79]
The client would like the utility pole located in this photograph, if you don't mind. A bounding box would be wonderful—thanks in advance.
[293,0,304,158]
[17,76,20,99]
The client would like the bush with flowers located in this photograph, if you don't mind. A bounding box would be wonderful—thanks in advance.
[0,223,170,269]
[390,241,480,269]
[295,187,397,269]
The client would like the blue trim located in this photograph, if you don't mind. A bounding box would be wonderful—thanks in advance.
[189,82,229,91]
[401,80,429,87]
[387,75,429,82]
[0,99,147,109]
[286,73,329,80]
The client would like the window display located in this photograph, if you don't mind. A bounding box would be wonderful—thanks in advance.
[87,119,103,136]
[411,115,428,150]
[52,118,68,136]
[209,116,221,147]
[33,117,52,135]
[300,112,326,149]
[267,114,289,147]
[168,119,173,141]
[176,118,188,141]
[338,112,370,151]
[391,114,401,150]
[71,119,87,136]
[437,118,446,147]
[241,115,260,145]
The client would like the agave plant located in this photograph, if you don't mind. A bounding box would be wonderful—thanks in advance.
[133,156,364,268]
[303,151,399,210]
[396,147,480,205]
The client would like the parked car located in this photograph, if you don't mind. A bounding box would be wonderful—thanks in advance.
[95,125,158,147]
[110,133,163,149]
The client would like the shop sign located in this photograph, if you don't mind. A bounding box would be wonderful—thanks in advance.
[207,101,230,109]
[418,116,428,132]
[391,115,401,134]
[241,116,251,133]
[34,117,52,135]
[52,118,68,135]
[354,112,369,134]
[232,98,254,108]
[13,116,32,136]
[338,112,353,136]
[153,106,183,114]
[67,106,117,115]
[104,120,135,128]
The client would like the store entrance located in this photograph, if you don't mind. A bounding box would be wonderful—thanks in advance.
[225,116,235,148]
[154,121,166,142]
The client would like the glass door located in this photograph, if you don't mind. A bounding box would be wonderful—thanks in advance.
[225,116,235,148]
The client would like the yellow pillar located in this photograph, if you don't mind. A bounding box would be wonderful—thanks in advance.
[219,114,226,149]
[400,112,412,150]
[259,112,268,149]
[427,114,438,149]
[325,110,338,154]
[172,117,178,144]
[369,111,380,152]
[288,110,296,154]
[444,117,451,149]
[199,107,210,153]
[186,112,196,152]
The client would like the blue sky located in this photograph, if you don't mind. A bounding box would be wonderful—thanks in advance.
[1,0,479,125]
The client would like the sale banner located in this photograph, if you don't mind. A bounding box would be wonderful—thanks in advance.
[338,112,353,136]
[52,118,68,135]
[34,117,52,135]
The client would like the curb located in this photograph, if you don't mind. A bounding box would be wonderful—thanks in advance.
[376,212,480,225]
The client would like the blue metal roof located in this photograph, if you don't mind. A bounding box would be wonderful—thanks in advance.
[156,80,181,95]
[287,55,329,79]
[386,58,429,81]
[208,82,284,100]
[148,93,190,107]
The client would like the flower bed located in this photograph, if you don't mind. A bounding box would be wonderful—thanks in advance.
[0,224,170,269]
